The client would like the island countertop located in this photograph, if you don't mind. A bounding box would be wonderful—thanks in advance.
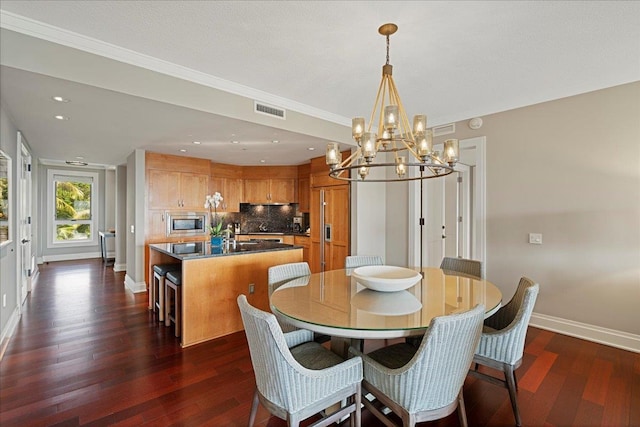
[149,240,301,260]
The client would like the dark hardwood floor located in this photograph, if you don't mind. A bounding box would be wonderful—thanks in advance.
[1,259,638,426]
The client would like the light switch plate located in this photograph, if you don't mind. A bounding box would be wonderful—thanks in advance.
[529,233,542,244]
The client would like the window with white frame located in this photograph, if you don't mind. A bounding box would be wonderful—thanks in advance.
[47,169,99,247]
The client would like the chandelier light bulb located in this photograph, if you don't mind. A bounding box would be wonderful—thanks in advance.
[362,132,377,161]
[352,117,365,141]
[413,115,427,134]
[416,129,433,159]
[359,164,370,180]
[384,105,399,130]
[326,142,340,167]
[444,139,459,165]
[395,156,406,178]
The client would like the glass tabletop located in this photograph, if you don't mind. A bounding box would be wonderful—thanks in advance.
[270,267,503,339]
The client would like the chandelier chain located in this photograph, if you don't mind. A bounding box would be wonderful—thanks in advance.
[386,35,390,65]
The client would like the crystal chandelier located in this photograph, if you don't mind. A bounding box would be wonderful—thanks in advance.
[326,23,459,182]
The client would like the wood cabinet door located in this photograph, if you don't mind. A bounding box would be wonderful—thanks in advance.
[146,210,168,241]
[210,177,243,212]
[294,236,310,263]
[298,177,310,212]
[244,179,270,203]
[325,185,349,271]
[180,173,209,210]
[269,178,295,203]
[225,178,243,212]
[209,177,224,199]
[148,170,181,209]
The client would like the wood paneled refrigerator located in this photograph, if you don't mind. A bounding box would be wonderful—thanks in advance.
[310,184,350,273]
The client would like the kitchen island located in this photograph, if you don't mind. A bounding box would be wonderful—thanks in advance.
[148,240,303,347]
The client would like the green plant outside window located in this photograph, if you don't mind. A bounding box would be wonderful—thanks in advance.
[54,179,92,241]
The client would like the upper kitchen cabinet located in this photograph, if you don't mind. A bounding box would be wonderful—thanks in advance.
[210,162,243,212]
[297,163,311,213]
[243,166,297,204]
[310,149,352,188]
[146,152,210,211]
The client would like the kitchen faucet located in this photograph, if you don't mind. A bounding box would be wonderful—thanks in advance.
[259,223,268,232]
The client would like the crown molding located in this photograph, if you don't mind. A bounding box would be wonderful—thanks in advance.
[0,10,350,127]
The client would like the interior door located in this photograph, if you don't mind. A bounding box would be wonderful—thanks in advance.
[424,140,479,267]
[19,134,33,304]
[444,164,472,259]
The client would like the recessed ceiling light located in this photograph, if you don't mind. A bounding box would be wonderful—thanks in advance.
[52,96,70,102]
[54,115,69,120]
[271,140,279,144]
[308,147,315,151]
[75,156,84,160]
[260,159,266,163]
[231,140,239,144]
[192,141,201,145]
[179,149,187,153]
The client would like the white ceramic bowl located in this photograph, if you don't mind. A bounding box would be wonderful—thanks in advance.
[351,265,422,292]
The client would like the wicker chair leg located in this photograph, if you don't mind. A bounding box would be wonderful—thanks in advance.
[457,390,468,427]
[248,389,259,427]
[504,365,521,427]
[354,383,362,427]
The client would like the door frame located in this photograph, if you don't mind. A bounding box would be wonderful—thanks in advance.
[16,131,33,311]
[408,136,486,270]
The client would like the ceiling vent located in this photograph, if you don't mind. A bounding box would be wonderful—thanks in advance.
[254,101,286,120]
[432,123,455,137]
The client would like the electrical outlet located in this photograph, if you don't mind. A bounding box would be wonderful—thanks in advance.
[529,233,542,245]
[249,284,255,294]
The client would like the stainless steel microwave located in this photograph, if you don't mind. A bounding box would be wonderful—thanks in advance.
[166,211,208,237]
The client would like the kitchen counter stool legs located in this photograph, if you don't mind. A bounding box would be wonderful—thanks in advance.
[165,270,182,338]
[152,264,179,322]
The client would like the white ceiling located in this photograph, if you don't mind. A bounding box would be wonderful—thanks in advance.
[1,1,639,167]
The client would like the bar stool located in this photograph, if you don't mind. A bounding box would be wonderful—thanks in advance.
[164,270,182,337]
[152,264,179,322]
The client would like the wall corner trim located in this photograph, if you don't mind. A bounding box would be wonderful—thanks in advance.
[124,274,146,293]
[0,306,21,353]
[113,263,127,272]
[530,312,640,353]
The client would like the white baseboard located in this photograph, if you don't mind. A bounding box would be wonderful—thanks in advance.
[113,263,126,272]
[124,274,147,293]
[42,252,101,263]
[0,306,20,350]
[530,312,640,353]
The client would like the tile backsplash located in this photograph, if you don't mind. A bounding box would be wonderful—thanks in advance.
[239,203,298,233]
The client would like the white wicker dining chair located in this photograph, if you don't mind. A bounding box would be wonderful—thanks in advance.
[350,304,485,427]
[469,277,539,427]
[237,295,363,427]
[440,256,483,279]
[268,262,311,333]
[345,255,383,269]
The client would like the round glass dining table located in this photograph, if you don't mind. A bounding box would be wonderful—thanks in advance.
[270,267,502,340]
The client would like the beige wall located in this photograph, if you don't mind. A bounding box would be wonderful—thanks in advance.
[432,81,640,336]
